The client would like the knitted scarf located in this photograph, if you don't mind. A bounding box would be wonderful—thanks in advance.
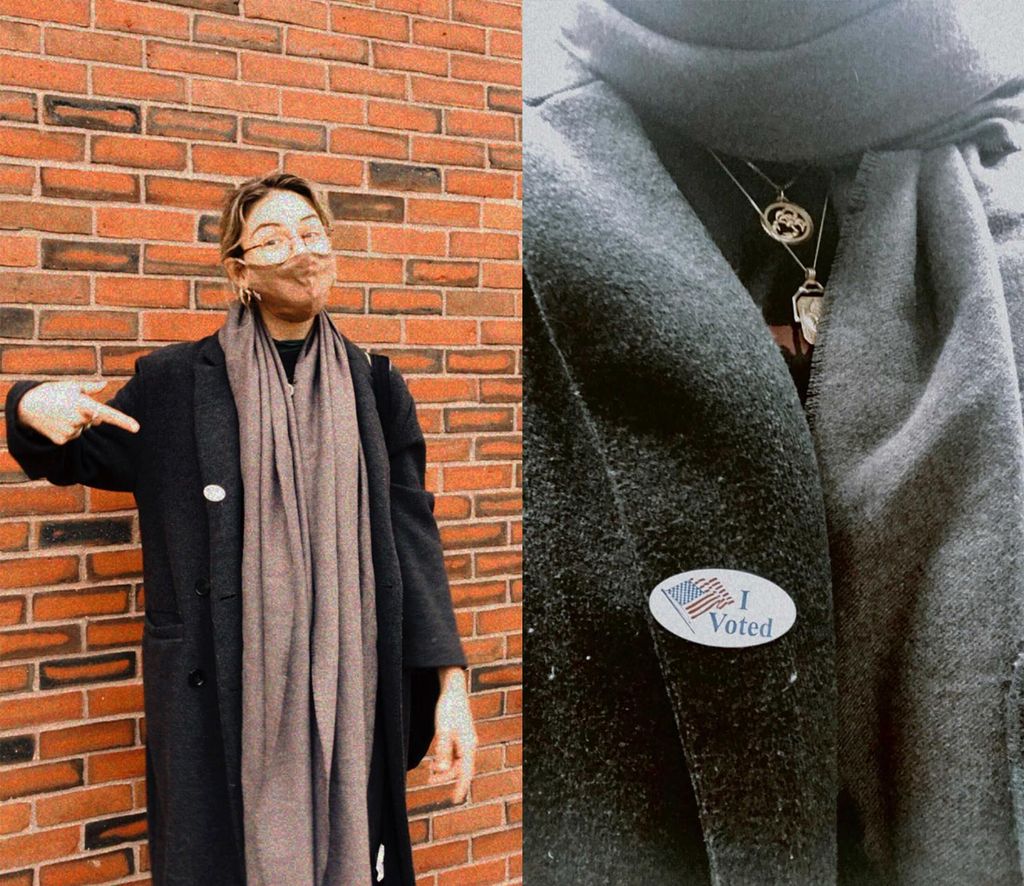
[217,298,377,885]
[526,0,1024,882]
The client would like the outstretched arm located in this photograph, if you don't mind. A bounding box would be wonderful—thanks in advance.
[5,367,145,493]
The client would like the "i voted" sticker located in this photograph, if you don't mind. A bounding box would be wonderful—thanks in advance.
[648,568,796,648]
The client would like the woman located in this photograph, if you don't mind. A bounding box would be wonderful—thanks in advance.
[524,1,1024,884]
[5,172,477,886]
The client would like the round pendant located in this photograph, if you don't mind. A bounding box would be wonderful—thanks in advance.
[761,200,814,245]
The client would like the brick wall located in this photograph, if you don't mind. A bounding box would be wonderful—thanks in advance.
[0,0,522,882]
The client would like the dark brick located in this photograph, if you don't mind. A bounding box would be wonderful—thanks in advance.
[146,107,237,143]
[42,240,139,273]
[161,0,237,13]
[39,650,136,689]
[0,307,34,338]
[0,734,34,764]
[197,213,220,243]
[327,191,403,222]
[39,518,133,548]
[85,813,147,850]
[0,624,81,663]
[43,96,141,133]
[369,161,441,192]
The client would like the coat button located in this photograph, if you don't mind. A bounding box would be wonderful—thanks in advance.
[203,484,225,502]
[188,668,206,688]
[194,577,210,597]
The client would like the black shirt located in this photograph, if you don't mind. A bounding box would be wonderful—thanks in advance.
[272,336,307,385]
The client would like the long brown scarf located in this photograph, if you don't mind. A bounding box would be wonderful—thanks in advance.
[217,298,377,885]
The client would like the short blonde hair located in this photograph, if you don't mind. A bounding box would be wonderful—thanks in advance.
[218,172,333,263]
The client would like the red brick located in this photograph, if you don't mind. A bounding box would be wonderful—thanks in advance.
[330,6,408,40]
[39,718,135,758]
[142,242,222,275]
[452,0,518,28]
[145,175,234,210]
[94,0,189,38]
[411,78,483,111]
[432,802,503,840]
[190,79,278,115]
[194,14,282,53]
[331,66,405,103]
[0,0,87,24]
[0,802,30,835]
[192,144,277,177]
[39,310,137,340]
[446,169,514,199]
[328,124,407,156]
[450,231,518,260]
[39,847,133,886]
[241,51,325,89]
[447,108,516,141]
[246,0,326,28]
[407,197,479,227]
[375,43,447,76]
[0,163,35,195]
[437,857,507,885]
[413,19,485,54]
[92,66,185,103]
[412,133,486,166]
[242,117,325,151]
[0,88,36,122]
[0,125,83,162]
[0,664,32,694]
[0,235,36,267]
[147,40,237,78]
[493,22,521,52]
[0,200,91,234]
[91,135,187,170]
[450,53,518,87]
[96,207,192,241]
[0,826,79,870]
[44,27,141,64]
[95,277,188,309]
[282,153,361,186]
[286,27,365,63]
[368,100,441,134]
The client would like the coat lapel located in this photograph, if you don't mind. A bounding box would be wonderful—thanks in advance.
[192,333,246,862]
[525,65,840,882]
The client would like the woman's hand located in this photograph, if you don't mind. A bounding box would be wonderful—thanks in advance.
[427,666,477,804]
[17,380,140,445]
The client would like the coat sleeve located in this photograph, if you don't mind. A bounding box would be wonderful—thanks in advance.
[386,363,468,671]
[4,364,145,493]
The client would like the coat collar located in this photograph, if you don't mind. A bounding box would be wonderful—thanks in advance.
[524,49,841,882]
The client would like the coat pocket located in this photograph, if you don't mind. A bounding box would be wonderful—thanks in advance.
[143,611,185,641]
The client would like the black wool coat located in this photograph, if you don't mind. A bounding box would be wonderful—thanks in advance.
[4,329,467,886]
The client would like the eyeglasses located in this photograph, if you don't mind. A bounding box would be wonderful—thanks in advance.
[238,228,332,266]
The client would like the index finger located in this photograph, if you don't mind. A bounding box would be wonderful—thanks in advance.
[88,402,140,433]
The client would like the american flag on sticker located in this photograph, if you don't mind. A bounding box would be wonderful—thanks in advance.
[662,576,735,623]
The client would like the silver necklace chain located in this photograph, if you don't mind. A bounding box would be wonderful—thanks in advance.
[707,148,830,274]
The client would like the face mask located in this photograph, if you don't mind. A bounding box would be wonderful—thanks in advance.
[244,249,336,323]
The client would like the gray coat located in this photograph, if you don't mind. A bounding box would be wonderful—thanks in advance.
[5,330,466,885]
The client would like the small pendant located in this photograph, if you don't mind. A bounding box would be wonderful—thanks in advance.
[761,198,814,245]
[792,270,825,346]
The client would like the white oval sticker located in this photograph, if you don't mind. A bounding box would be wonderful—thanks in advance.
[649,568,796,648]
